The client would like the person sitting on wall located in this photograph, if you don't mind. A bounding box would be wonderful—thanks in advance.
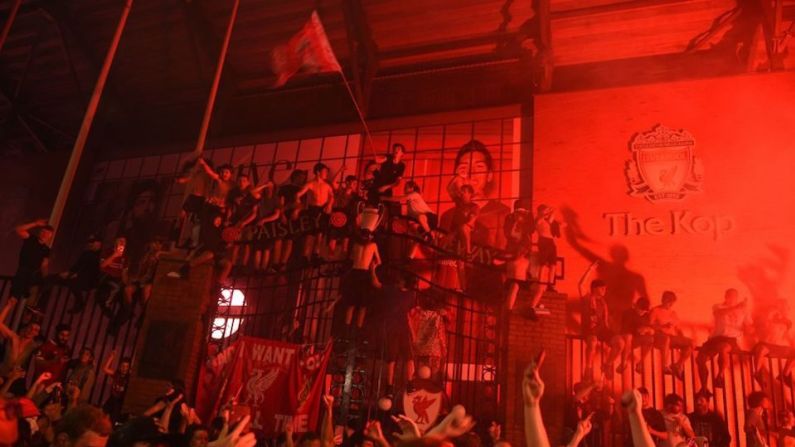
[579,262,625,381]
[39,235,101,314]
[380,180,437,239]
[63,347,96,404]
[695,288,753,396]
[272,169,307,272]
[648,291,694,381]
[617,297,654,375]
[197,159,234,225]
[175,156,212,249]
[752,300,794,387]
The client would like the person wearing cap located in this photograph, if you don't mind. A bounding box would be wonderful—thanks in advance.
[648,291,694,380]
[579,264,624,380]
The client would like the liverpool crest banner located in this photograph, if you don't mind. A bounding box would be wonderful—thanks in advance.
[196,337,332,436]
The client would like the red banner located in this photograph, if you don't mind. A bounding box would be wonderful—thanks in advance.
[196,337,332,436]
[271,11,341,87]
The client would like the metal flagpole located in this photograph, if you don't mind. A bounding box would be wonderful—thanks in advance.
[49,0,134,236]
[193,0,241,156]
[0,0,23,54]
[339,71,377,158]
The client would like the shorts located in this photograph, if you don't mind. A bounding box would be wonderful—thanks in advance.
[583,326,616,343]
[182,194,205,214]
[304,206,329,234]
[408,212,438,231]
[341,269,373,308]
[654,332,694,349]
[537,237,557,266]
[10,273,36,298]
[700,336,739,354]
[254,227,275,250]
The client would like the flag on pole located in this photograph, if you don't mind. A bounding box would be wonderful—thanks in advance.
[271,11,341,87]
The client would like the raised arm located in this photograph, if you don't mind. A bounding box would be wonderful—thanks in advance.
[0,298,18,339]
[16,219,48,239]
[320,395,334,447]
[198,158,220,181]
[523,360,551,447]
[102,351,116,376]
[578,261,598,298]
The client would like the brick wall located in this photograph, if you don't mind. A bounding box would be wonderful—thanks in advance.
[504,292,568,447]
[123,257,214,414]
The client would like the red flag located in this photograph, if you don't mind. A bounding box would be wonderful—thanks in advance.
[271,11,341,87]
[195,337,333,436]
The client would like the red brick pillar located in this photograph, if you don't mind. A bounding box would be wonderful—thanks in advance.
[504,293,568,446]
[123,257,214,415]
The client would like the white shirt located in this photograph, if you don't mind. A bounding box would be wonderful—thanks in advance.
[711,303,752,339]
[406,192,433,216]
[663,412,694,447]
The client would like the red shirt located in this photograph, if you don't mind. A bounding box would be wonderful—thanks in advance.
[101,250,127,278]
[35,340,70,384]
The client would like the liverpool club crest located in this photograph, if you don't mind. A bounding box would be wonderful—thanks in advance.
[625,125,703,202]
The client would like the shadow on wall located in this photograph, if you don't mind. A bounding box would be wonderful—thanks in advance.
[560,206,649,331]
[738,244,790,339]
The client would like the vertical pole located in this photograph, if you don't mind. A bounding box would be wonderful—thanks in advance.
[49,0,134,235]
[193,0,240,156]
[0,0,23,54]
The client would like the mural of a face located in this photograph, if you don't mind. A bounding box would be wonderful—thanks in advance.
[454,150,493,199]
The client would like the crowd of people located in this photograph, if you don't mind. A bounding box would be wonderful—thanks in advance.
[0,138,793,446]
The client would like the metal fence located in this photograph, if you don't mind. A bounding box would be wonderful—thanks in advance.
[567,336,793,447]
[0,275,143,407]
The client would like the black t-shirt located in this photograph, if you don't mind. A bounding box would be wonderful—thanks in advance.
[16,236,50,276]
[228,189,259,225]
[70,250,101,286]
[621,309,648,335]
[200,224,224,254]
[373,156,405,194]
[688,411,731,447]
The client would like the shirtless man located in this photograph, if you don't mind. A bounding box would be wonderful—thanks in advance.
[696,288,753,395]
[197,158,234,220]
[340,229,382,335]
[0,297,42,392]
[649,291,694,380]
[175,157,211,248]
[296,163,334,262]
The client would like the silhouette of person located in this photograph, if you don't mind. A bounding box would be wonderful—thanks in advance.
[561,206,648,329]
